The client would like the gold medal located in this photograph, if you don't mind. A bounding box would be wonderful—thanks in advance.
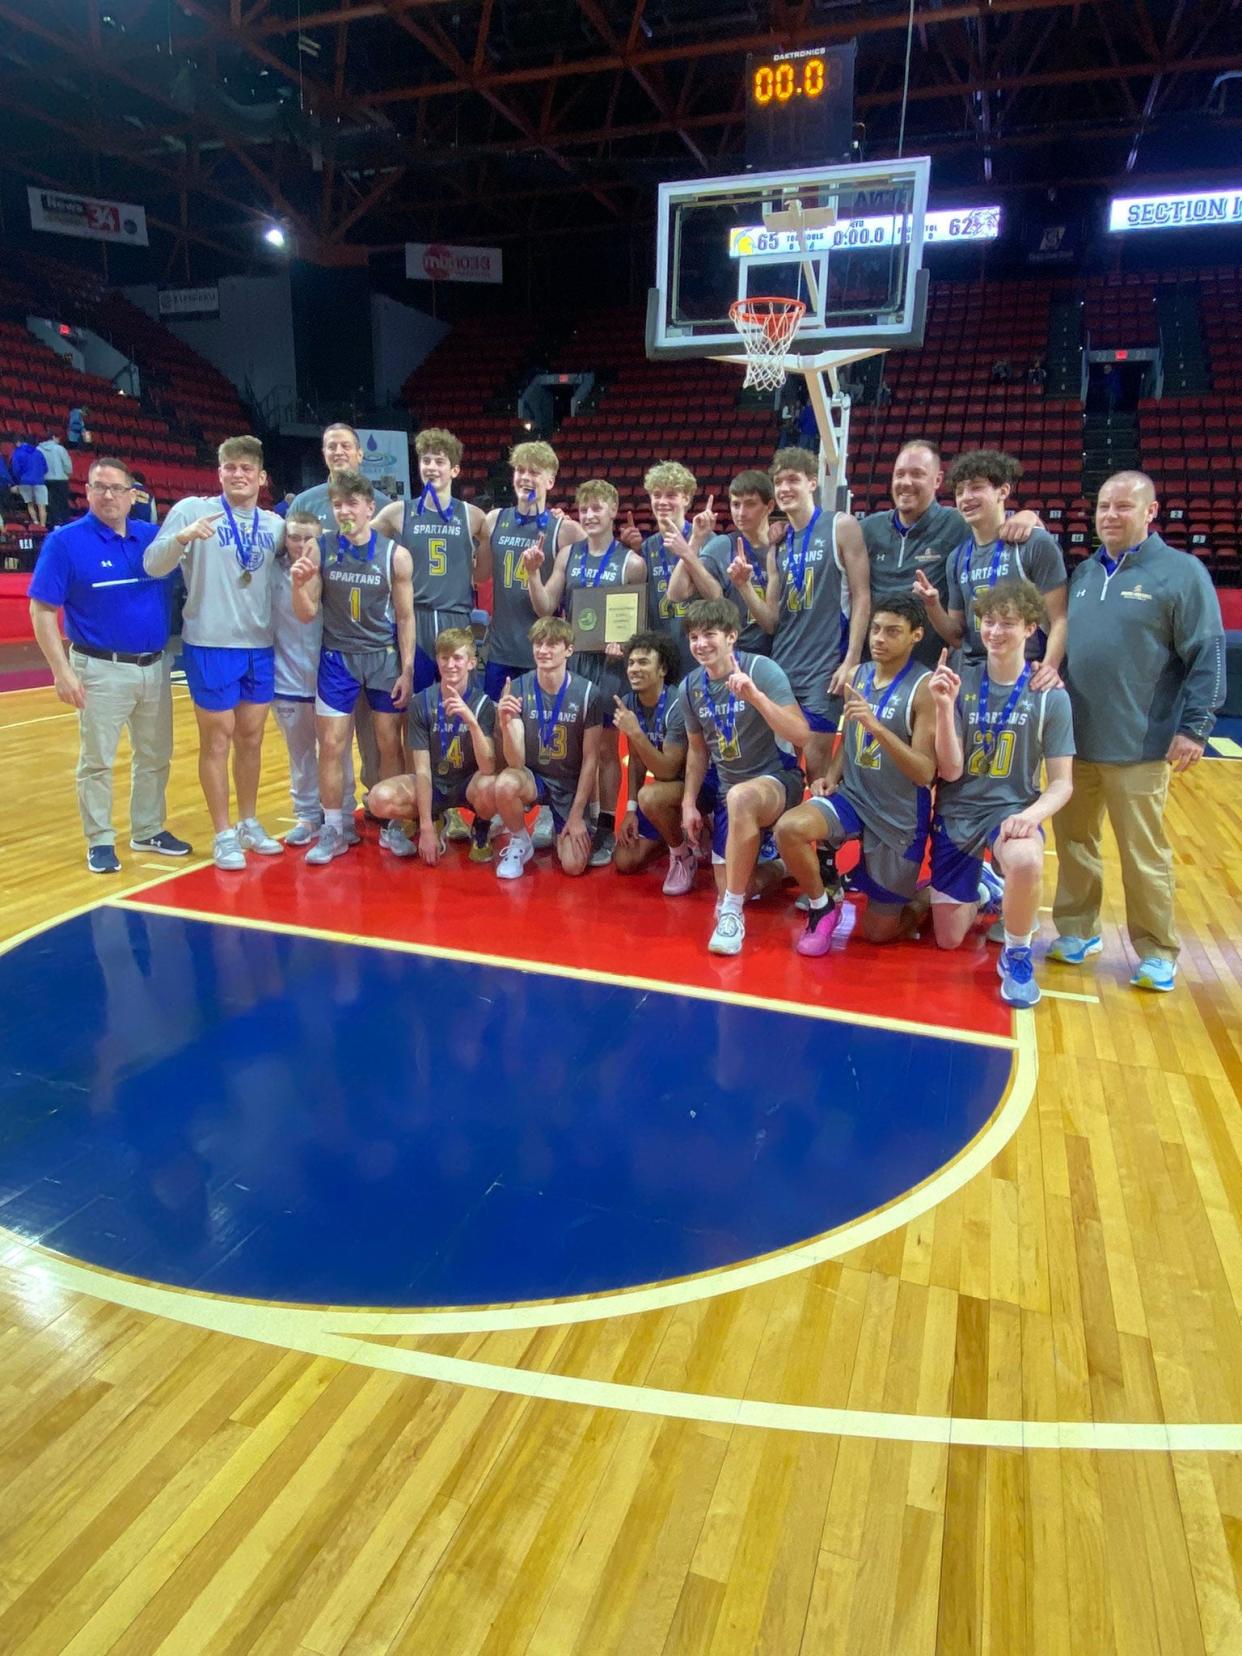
[436,759,451,777]
[239,570,252,587]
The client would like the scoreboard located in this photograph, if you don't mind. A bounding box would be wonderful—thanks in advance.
[744,42,856,168]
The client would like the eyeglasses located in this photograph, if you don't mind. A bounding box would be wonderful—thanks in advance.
[88,483,133,496]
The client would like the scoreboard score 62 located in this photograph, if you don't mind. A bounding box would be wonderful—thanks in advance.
[745,41,856,168]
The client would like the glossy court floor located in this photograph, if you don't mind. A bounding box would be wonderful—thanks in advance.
[0,675,1239,1655]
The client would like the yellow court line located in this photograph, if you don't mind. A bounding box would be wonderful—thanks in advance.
[0,1017,1034,1337]
[113,896,1017,1052]
[1209,736,1242,759]
[0,860,212,957]
[1040,987,1100,1004]
[2,1232,1236,1453]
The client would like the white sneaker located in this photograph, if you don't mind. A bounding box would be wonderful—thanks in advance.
[532,805,555,850]
[213,828,246,871]
[237,817,283,855]
[496,837,534,881]
[305,823,349,865]
[380,821,418,858]
[342,816,361,846]
[708,909,745,955]
[285,819,320,847]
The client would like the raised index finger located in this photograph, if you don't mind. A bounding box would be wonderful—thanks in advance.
[937,648,949,669]
[501,677,511,698]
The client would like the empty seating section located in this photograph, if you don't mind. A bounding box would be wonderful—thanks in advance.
[1137,266,1240,578]
[401,315,543,498]
[1082,273,1159,348]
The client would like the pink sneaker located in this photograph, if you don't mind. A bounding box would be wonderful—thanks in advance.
[795,903,841,957]
[662,849,696,896]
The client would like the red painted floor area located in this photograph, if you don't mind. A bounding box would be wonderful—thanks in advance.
[133,820,1013,1040]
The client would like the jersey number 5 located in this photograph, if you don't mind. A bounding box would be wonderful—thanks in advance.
[428,539,448,577]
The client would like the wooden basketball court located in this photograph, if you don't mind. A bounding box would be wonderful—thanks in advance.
[1,677,1240,1654]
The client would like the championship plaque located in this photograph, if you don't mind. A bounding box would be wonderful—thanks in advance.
[570,583,647,652]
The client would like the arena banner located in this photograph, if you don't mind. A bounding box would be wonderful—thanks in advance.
[158,285,220,318]
[405,241,503,284]
[1108,188,1242,233]
[27,186,148,247]
[356,429,412,502]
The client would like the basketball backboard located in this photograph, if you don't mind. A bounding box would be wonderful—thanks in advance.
[647,157,931,364]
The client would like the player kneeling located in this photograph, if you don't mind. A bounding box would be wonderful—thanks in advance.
[679,599,810,955]
[611,631,711,893]
[492,617,602,879]
[367,628,497,865]
[928,577,1074,1007]
[776,597,936,955]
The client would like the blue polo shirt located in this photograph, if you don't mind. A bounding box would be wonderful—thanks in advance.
[29,513,171,654]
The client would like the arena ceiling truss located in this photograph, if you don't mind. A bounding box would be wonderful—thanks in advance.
[0,0,1238,270]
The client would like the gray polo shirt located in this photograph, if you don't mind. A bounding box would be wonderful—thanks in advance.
[1064,533,1226,763]
[862,502,966,667]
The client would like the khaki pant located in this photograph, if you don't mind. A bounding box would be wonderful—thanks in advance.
[71,648,173,848]
[1052,758,1177,961]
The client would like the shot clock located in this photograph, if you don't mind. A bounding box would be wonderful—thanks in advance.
[744,41,856,168]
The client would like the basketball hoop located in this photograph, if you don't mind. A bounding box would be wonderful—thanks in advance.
[728,295,807,392]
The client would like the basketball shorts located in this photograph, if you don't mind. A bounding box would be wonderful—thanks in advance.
[711,764,804,862]
[929,812,1042,905]
[483,657,531,702]
[316,647,400,716]
[569,649,628,727]
[183,643,275,711]
[414,607,473,693]
[532,773,577,833]
[809,792,925,906]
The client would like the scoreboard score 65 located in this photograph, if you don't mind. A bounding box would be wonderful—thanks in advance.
[745,41,856,168]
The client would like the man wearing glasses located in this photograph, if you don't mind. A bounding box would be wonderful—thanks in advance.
[28,456,192,873]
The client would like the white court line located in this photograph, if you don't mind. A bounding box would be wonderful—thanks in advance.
[0,709,77,729]
[1,1240,1235,1453]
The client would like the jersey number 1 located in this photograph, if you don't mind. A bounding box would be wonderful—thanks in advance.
[349,587,361,623]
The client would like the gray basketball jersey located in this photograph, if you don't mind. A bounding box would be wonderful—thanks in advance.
[838,662,931,853]
[624,687,690,782]
[946,528,1066,662]
[773,510,846,692]
[565,539,627,592]
[700,534,772,655]
[936,661,1075,847]
[399,493,475,612]
[272,552,322,698]
[488,507,562,668]
[513,669,601,786]
[678,653,798,794]
[408,684,496,778]
[642,531,694,676]
[320,536,396,653]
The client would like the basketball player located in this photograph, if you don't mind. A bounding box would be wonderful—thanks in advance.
[289,422,391,804]
[369,428,490,694]
[144,435,286,871]
[491,617,602,880]
[367,627,497,866]
[611,630,707,894]
[524,478,646,866]
[914,449,1066,688]
[484,441,584,848]
[775,596,936,955]
[617,462,697,678]
[725,446,871,778]
[288,470,415,865]
[927,577,1075,1006]
[666,470,776,656]
[271,509,358,847]
[679,598,810,954]
[862,438,1041,669]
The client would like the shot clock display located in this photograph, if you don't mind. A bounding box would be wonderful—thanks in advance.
[745,41,856,168]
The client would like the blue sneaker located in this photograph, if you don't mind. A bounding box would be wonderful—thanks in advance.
[998,945,1041,1007]
[87,845,121,875]
[976,861,1005,914]
[1047,934,1102,965]
[1131,957,1177,993]
[130,830,192,857]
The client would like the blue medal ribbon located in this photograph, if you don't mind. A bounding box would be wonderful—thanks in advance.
[652,520,690,587]
[436,689,465,767]
[574,539,619,588]
[784,506,822,597]
[976,662,1031,763]
[515,490,549,529]
[219,496,263,574]
[533,672,570,752]
[858,658,914,756]
[417,482,454,523]
[699,665,739,752]
[738,535,766,590]
[635,686,668,745]
[334,530,376,566]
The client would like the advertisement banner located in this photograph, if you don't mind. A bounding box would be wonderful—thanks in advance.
[1107,188,1242,233]
[27,186,148,247]
[405,242,503,284]
[158,285,220,319]
[356,429,412,502]
[1024,219,1079,265]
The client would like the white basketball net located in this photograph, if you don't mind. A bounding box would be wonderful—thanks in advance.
[728,296,807,391]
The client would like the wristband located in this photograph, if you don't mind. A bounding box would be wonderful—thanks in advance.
[625,800,638,812]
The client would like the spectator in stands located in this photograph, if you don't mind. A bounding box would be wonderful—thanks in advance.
[796,398,818,451]
[1050,470,1226,993]
[0,442,17,515]
[876,379,892,408]
[128,469,158,524]
[273,491,295,519]
[11,435,48,526]
[67,405,89,448]
[27,455,192,874]
[1027,358,1047,388]
[990,359,1012,384]
[38,431,73,528]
